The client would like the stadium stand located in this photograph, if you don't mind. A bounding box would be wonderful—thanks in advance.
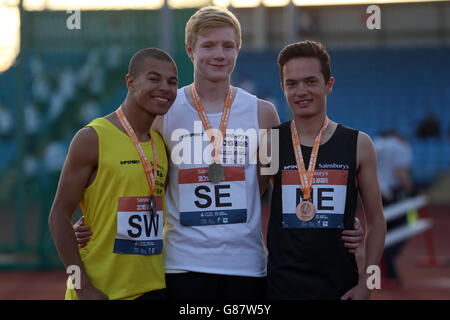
[234,46,450,187]
[0,45,449,268]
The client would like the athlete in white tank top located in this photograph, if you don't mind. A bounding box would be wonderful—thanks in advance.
[162,86,266,276]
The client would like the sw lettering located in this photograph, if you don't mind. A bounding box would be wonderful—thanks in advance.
[127,214,159,238]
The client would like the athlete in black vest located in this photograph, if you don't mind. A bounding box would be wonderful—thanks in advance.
[260,41,386,300]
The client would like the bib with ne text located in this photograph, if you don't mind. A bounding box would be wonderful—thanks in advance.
[282,169,348,229]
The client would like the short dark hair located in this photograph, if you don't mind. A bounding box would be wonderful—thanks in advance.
[278,40,331,84]
[128,48,176,77]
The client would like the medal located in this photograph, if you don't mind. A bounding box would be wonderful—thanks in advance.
[290,116,329,222]
[208,162,225,183]
[191,84,233,175]
[296,200,316,222]
[116,106,158,211]
[149,195,156,217]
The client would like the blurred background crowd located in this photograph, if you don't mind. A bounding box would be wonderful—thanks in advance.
[0,1,448,298]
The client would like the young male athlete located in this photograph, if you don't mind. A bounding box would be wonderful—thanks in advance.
[150,6,278,300]
[74,7,364,300]
[49,48,178,300]
[152,7,365,300]
[262,41,386,300]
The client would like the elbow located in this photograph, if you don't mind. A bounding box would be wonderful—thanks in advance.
[48,209,57,236]
[366,211,387,236]
[48,206,65,237]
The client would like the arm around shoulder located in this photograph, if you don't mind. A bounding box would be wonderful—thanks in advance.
[257,99,280,195]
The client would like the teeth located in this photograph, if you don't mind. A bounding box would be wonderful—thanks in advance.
[154,97,169,102]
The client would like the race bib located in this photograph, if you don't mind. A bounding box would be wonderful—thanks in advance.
[114,196,163,255]
[282,170,348,229]
[179,166,247,226]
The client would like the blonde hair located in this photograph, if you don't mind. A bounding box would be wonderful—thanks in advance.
[185,6,242,50]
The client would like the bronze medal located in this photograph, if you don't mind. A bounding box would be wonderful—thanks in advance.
[208,162,224,183]
[290,118,328,224]
[296,200,316,222]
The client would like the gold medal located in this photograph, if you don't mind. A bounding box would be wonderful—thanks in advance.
[296,200,316,222]
[208,162,224,183]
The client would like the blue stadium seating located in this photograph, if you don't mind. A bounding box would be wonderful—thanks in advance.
[234,46,450,186]
[1,46,449,186]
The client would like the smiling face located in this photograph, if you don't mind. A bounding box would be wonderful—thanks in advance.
[127,57,178,116]
[186,26,239,83]
[281,57,334,119]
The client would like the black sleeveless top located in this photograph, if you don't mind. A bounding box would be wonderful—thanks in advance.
[266,121,359,300]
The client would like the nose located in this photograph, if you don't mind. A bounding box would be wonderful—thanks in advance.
[213,46,225,60]
[154,80,173,98]
[157,79,171,92]
[295,82,308,96]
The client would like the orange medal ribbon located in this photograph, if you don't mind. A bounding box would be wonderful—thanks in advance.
[191,84,233,163]
[116,106,158,195]
[290,116,329,201]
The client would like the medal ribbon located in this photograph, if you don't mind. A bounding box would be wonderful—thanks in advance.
[191,84,233,163]
[116,106,157,194]
[290,116,329,200]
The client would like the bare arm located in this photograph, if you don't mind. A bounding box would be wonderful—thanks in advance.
[48,127,108,299]
[257,98,281,196]
[342,132,386,300]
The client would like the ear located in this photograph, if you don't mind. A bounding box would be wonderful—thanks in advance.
[280,80,285,93]
[126,74,135,92]
[326,76,335,95]
[185,44,194,62]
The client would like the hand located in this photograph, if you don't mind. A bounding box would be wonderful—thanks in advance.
[76,284,109,300]
[341,282,371,300]
[74,216,92,248]
[341,217,364,254]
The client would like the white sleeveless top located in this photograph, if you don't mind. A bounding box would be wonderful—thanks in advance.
[162,86,266,277]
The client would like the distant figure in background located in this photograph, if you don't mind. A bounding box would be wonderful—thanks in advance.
[416,112,440,139]
[374,130,414,287]
[375,130,413,203]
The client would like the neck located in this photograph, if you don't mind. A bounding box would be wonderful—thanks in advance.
[192,75,231,111]
[121,98,155,141]
[293,113,329,146]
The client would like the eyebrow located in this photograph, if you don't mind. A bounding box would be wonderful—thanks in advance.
[200,40,235,45]
[146,71,178,81]
[146,71,162,77]
[285,75,318,82]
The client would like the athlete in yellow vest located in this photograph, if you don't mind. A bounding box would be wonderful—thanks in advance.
[49,48,178,300]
